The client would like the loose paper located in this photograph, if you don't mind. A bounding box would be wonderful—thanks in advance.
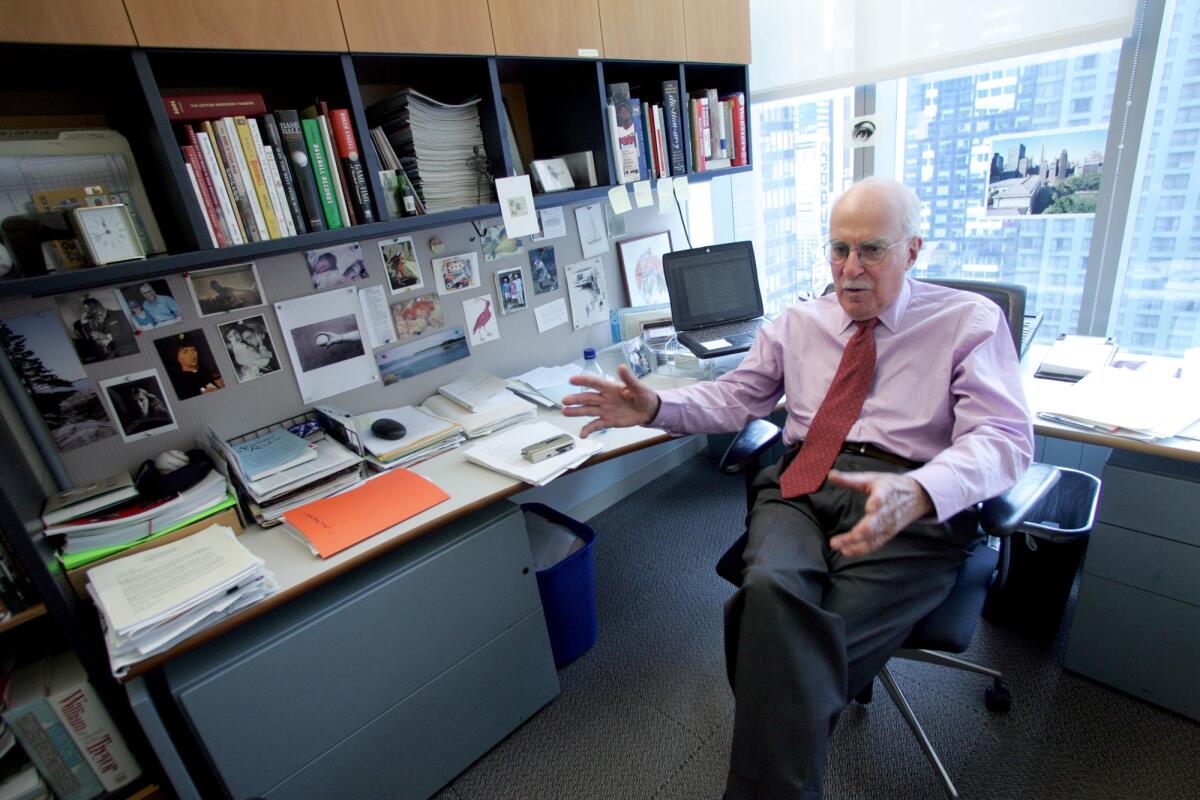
[275,287,377,403]
[633,180,654,208]
[564,257,609,330]
[496,175,539,237]
[658,178,676,215]
[357,284,397,348]
[672,176,690,203]
[532,207,566,241]
[608,185,632,214]
[463,295,500,346]
[534,298,569,333]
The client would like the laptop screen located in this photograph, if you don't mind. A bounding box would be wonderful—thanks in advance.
[663,242,764,330]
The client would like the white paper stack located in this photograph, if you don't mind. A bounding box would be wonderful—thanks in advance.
[356,406,465,470]
[1037,365,1199,440]
[421,393,538,438]
[506,364,583,408]
[87,525,277,676]
[463,421,604,486]
[438,371,511,411]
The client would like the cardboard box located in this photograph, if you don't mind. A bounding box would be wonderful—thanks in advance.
[67,506,243,598]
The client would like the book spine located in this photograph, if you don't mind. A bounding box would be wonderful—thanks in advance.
[642,100,658,178]
[197,130,245,245]
[706,88,721,158]
[183,162,219,247]
[206,120,256,242]
[248,119,295,238]
[630,98,648,181]
[723,101,734,165]
[183,125,230,244]
[181,145,226,247]
[220,117,268,241]
[163,92,267,121]
[733,92,748,166]
[690,99,706,173]
[662,80,686,176]
[51,684,141,792]
[318,112,356,226]
[235,116,283,239]
[606,102,625,185]
[262,146,297,238]
[7,702,105,800]
[277,110,326,231]
[330,109,375,224]
[654,104,669,178]
[260,113,308,234]
[301,117,342,229]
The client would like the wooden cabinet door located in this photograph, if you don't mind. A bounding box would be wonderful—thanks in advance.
[683,0,749,64]
[488,0,604,58]
[0,0,136,46]
[123,0,348,51]
[598,0,685,62]
[340,0,495,54]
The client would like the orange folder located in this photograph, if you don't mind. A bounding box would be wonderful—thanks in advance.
[281,469,449,558]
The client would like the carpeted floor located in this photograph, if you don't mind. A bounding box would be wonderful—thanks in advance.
[433,452,1200,800]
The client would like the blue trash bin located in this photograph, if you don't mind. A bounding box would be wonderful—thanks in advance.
[521,503,598,668]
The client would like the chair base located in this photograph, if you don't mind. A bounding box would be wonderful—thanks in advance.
[860,650,1011,800]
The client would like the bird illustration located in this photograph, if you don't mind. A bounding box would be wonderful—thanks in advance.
[472,298,493,335]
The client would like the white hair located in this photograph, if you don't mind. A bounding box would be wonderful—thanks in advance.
[834,177,922,239]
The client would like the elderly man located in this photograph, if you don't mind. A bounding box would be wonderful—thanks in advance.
[563,177,1033,799]
[139,283,179,324]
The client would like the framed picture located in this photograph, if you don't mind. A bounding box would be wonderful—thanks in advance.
[618,231,673,307]
[379,235,424,295]
[622,336,654,378]
[305,242,369,290]
[185,262,265,317]
[217,314,281,383]
[99,369,178,443]
[495,266,527,314]
[115,279,182,331]
[574,203,608,258]
[433,251,481,295]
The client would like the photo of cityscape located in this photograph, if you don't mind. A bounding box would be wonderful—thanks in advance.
[985,126,1109,216]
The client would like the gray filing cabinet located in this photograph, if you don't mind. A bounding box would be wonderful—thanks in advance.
[1064,449,1200,720]
[161,500,560,800]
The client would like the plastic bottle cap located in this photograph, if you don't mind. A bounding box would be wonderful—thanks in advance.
[583,347,597,359]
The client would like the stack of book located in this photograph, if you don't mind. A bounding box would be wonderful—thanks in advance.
[463,421,603,486]
[41,473,138,529]
[420,373,538,438]
[505,364,583,409]
[0,763,49,800]
[87,525,276,676]
[165,92,374,247]
[356,406,464,470]
[605,80,687,184]
[366,89,493,213]
[687,88,747,173]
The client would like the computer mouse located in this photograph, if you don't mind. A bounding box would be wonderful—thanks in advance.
[370,417,406,440]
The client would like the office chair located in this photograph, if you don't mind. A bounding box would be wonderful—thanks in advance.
[715,279,1061,800]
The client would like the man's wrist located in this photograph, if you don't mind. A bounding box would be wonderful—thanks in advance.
[644,394,662,426]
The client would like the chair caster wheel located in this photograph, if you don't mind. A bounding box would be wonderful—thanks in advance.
[985,681,1012,712]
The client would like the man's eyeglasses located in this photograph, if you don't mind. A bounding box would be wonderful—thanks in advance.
[824,238,909,266]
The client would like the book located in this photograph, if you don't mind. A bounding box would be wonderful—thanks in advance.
[308,106,354,227]
[301,117,342,229]
[281,469,450,558]
[276,109,326,231]
[259,113,307,235]
[183,162,218,246]
[689,99,706,173]
[163,92,266,121]
[420,393,538,438]
[661,80,686,176]
[45,654,141,792]
[196,129,245,244]
[230,429,317,482]
[180,145,226,246]
[247,118,295,237]
[722,92,747,166]
[437,371,511,412]
[43,473,136,528]
[462,421,603,487]
[556,151,596,188]
[330,109,375,224]
[707,88,725,159]
[219,117,269,241]
[606,82,640,184]
[260,145,296,237]
[207,119,260,242]
[642,101,658,178]
[1035,335,1118,381]
[630,97,648,180]
[181,126,230,245]
[233,116,283,239]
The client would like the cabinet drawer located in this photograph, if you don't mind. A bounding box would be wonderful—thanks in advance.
[1097,463,1200,546]
[265,612,558,800]
[1085,523,1200,606]
[1065,574,1199,721]
[167,502,546,799]
[124,0,348,51]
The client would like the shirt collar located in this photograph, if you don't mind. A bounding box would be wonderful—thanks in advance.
[826,276,913,334]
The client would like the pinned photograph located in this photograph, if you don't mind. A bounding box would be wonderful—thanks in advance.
[605,203,627,238]
[529,246,559,294]
[985,125,1108,217]
[531,207,566,241]
[496,175,539,237]
[153,329,225,400]
[100,369,178,443]
[217,315,281,383]
[574,203,609,258]
[185,262,265,316]
[290,315,365,372]
[376,326,470,385]
[305,242,369,290]
[463,295,500,346]
[495,266,527,314]
[55,291,138,364]
[564,257,609,330]
[114,279,182,330]
[479,222,525,262]
[433,251,481,294]
[391,294,446,338]
[849,114,878,148]
[275,289,377,403]
[0,310,115,451]
[618,231,673,307]
[379,235,423,295]
[623,335,654,378]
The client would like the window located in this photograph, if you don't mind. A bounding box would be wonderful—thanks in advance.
[1071,98,1094,113]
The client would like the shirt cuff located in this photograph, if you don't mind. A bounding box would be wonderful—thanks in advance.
[906,461,966,523]
[649,388,689,435]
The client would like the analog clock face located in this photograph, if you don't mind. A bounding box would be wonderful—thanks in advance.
[78,207,141,264]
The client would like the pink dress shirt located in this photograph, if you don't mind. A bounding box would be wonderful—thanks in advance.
[653,278,1034,521]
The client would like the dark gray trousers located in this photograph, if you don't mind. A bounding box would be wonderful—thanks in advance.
[722,450,981,800]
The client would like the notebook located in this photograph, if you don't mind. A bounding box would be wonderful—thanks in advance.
[663,241,766,359]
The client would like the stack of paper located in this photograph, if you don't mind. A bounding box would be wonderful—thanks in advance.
[366,89,494,213]
[421,393,537,438]
[1035,335,1118,381]
[1037,365,1199,440]
[356,406,464,470]
[87,525,277,676]
[229,429,316,481]
[506,364,583,408]
[42,471,137,527]
[463,421,604,486]
[438,371,510,411]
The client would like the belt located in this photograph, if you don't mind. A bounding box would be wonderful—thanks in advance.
[838,441,922,470]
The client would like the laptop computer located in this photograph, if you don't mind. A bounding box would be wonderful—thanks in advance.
[663,241,767,359]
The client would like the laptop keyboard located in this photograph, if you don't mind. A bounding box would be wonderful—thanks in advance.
[688,318,767,344]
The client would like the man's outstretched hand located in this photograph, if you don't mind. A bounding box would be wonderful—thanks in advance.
[826,471,934,557]
[561,364,660,438]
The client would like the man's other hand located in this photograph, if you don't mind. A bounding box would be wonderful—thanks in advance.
[561,364,660,438]
[826,471,935,557]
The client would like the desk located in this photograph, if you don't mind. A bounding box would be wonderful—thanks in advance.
[123,375,696,800]
[1022,354,1200,721]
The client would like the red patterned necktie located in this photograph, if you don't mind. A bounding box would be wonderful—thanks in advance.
[780,318,880,498]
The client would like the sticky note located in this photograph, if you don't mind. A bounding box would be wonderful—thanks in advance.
[672,176,690,203]
[633,180,653,208]
[608,185,632,214]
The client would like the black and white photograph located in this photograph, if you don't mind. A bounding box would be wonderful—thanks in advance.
[379,235,423,294]
[186,262,265,316]
[0,310,115,451]
[289,314,365,373]
[529,246,559,294]
[305,242,369,290]
[495,266,528,314]
[153,329,225,400]
[985,125,1108,216]
[217,315,281,383]
[114,279,182,331]
[564,257,609,330]
[55,291,138,364]
[99,369,178,443]
[275,288,377,403]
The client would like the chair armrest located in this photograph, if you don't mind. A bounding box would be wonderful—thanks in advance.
[719,419,783,475]
[979,463,1061,536]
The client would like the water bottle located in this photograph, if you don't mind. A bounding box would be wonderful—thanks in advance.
[581,348,607,433]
